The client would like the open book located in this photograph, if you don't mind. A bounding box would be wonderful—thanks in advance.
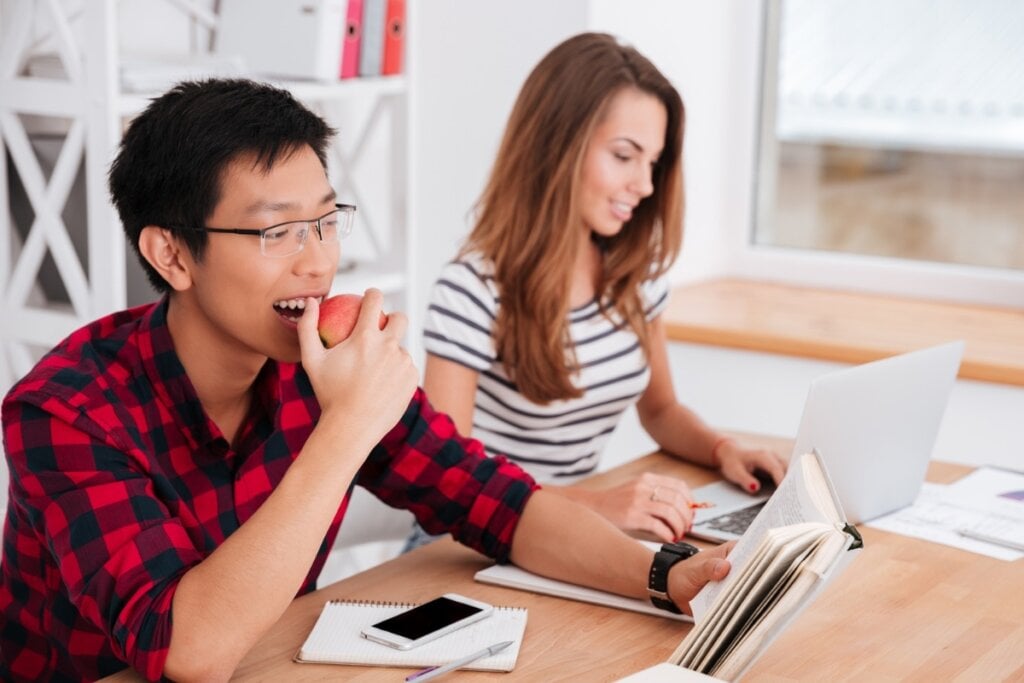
[668,451,863,680]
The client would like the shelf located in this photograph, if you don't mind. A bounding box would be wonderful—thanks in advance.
[118,75,407,118]
[1,1,417,392]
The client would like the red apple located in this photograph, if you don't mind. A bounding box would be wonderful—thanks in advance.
[317,294,387,348]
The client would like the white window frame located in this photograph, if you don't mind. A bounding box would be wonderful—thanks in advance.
[728,0,1024,309]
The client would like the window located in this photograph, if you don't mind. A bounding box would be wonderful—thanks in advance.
[744,0,1024,306]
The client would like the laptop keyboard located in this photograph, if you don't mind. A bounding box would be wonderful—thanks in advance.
[703,502,767,536]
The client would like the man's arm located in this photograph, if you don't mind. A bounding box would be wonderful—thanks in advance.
[164,294,418,681]
[163,417,379,680]
[509,489,731,614]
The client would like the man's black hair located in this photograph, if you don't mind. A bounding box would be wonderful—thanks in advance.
[108,78,335,293]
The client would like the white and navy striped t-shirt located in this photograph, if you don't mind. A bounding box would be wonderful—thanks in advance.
[423,253,669,483]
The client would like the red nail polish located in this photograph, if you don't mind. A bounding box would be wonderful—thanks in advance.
[749,483,759,492]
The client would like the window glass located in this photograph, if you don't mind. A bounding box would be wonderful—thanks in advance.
[754,0,1024,272]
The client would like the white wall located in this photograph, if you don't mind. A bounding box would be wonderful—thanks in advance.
[601,344,1024,473]
[587,0,759,286]
[412,1,758,292]
[410,1,589,338]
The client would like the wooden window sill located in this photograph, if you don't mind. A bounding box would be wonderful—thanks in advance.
[663,278,1024,387]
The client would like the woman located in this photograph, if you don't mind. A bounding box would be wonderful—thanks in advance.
[418,32,786,544]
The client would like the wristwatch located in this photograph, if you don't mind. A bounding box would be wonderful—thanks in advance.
[648,541,700,613]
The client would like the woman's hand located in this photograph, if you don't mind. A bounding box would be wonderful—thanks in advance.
[582,472,698,542]
[715,439,788,494]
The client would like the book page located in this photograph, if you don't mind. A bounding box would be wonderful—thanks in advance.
[691,453,836,621]
[673,453,861,679]
[712,531,849,680]
[675,524,826,671]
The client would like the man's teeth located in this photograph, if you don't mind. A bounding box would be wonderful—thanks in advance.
[273,296,324,310]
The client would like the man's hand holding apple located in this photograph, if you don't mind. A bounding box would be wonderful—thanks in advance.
[296,289,417,451]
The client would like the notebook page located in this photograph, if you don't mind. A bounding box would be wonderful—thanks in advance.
[297,600,527,671]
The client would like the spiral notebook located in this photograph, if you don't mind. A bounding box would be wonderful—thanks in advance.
[296,599,528,671]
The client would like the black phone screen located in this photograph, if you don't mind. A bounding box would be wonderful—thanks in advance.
[371,597,483,640]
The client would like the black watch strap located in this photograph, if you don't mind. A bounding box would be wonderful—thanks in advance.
[648,542,699,613]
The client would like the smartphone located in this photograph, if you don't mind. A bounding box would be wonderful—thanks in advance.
[360,593,494,650]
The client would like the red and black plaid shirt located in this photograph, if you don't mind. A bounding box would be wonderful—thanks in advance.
[0,298,538,682]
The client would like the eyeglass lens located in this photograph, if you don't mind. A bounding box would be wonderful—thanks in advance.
[261,209,349,257]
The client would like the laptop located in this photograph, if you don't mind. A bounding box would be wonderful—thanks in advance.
[688,341,965,543]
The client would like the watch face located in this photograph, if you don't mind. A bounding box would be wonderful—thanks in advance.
[664,542,699,558]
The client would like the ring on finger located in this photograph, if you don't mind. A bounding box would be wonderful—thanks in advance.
[650,485,661,503]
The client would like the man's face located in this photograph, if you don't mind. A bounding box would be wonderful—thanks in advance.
[181,144,340,365]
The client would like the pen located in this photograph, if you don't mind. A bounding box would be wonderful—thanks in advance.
[405,640,514,682]
[957,528,1024,553]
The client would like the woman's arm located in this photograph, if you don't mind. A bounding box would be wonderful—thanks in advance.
[423,354,480,435]
[637,317,787,489]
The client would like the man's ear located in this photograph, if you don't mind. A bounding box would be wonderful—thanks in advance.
[138,226,194,292]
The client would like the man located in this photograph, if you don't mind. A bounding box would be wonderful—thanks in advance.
[0,79,731,682]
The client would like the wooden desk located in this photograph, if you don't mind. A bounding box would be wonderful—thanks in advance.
[103,434,1024,681]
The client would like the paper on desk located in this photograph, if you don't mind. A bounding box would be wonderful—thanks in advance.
[867,474,1024,561]
[475,541,691,622]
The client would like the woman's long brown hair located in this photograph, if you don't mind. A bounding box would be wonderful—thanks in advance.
[462,32,685,404]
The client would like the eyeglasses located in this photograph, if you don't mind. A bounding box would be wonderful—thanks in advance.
[180,203,356,258]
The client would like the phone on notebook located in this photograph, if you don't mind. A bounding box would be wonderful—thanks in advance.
[360,593,494,650]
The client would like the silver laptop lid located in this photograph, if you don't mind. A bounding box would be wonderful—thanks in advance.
[791,341,964,524]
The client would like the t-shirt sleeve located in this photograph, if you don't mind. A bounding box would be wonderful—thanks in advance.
[422,259,498,372]
[3,398,200,681]
[357,388,539,564]
[641,274,671,322]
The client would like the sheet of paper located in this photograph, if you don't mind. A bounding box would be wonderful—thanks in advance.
[866,480,1024,561]
[474,541,691,622]
[944,467,1024,551]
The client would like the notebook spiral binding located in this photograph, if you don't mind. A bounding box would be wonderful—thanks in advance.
[327,599,414,609]
[327,598,525,613]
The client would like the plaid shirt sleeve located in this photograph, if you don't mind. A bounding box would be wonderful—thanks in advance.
[4,396,201,681]
[359,388,540,563]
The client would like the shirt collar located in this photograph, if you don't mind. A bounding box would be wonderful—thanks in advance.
[137,297,283,453]
[138,297,216,451]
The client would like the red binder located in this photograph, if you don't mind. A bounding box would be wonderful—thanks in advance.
[382,0,405,75]
[340,0,364,79]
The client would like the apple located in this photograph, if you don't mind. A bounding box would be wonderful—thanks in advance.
[317,294,387,348]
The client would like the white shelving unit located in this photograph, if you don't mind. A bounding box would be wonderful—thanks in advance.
[0,0,418,397]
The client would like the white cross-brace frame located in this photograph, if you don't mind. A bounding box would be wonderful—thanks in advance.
[0,0,123,396]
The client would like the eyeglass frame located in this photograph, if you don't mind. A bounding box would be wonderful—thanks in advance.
[174,202,356,257]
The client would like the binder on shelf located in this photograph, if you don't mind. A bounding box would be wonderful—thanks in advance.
[358,0,387,77]
[382,0,405,76]
[217,0,346,82]
[339,0,364,79]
